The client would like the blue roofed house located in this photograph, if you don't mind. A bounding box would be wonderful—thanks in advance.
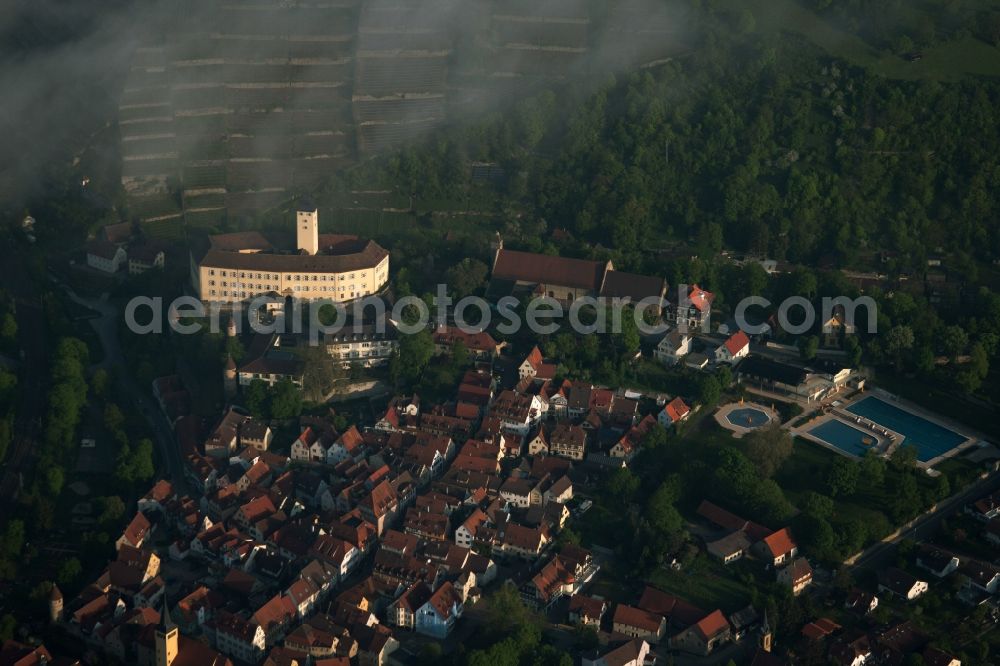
[415,581,464,639]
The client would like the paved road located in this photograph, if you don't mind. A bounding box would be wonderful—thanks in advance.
[63,288,188,490]
[847,471,1000,573]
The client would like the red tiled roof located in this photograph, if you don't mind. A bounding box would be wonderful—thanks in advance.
[663,397,690,423]
[239,496,276,523]
[723,330,750,355]
[121,512,151,546]
[760,528,797,558]
[394,582,432,612]
[144,479,175,502]
[502,523,545,551]
[252,594,296,634]
[636,586,705,627]
[425,581,461,620]
[450,456,499,474]
[688,284,714,312]
[337,426,364,452]
[433,326,498,353]
[600,270,667,301]
[568,594,605,620]
[695,500,771,542]
[802,620,837,641]
[493,249,607,291]
[694,610,730,641]
[524,346,543,370]
[613,604,664,634]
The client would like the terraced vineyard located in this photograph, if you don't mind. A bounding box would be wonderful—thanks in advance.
[120,0,686,235]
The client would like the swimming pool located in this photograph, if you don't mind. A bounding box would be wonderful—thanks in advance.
[808,419,879,457]
[846,396,966,462]
[726,407,771,429]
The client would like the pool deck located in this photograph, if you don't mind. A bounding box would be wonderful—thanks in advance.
[715,402,780,438]
[791,387,981,467]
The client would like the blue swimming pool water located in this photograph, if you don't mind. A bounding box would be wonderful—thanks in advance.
[808,419,878,457]
[846,396,966,462]
[727,407,771,428]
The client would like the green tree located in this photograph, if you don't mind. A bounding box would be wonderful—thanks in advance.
[605,467,639,504]
[0,614,15,642]
[243,379,269,417]
[845,336,863,367]
[104,403,125,434]
[0,520,24,559]
[451,340,470,369]
[885,325,915,371]
[90,368,109,399]
[798,335,819,361]
[130,439,155,482]
[224,336,245,363]
[860,451,886,485]
[270,379,303,420]
[301,344,344,402]
[46,465,65,496]
[57,557,82,586]
[826,457,860,497]
[446,259,489,299]
[98,496,126,524]
[0,313,16,343]
[698,375,722,406]
[392,328,434,384]
[941,325,968,361]
[743,424,794,478]
[646,482,684,536]
[800,492,835,520]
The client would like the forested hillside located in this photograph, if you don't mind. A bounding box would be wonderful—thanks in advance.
[345,1,1000,280]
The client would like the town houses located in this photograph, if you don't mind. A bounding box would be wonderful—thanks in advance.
[47,237,988,666]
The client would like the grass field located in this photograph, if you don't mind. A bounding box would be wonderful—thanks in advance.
[647,555,754,614]
[742,0,1000,81]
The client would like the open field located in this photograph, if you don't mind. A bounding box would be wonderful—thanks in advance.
[741,0,1000,81]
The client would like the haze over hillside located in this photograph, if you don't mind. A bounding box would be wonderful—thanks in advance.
[118,0,688,233]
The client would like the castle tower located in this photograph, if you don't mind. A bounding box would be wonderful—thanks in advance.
[226,315,237,338]
[296,200,319,256]
[49,583,63,623]
[155,597,179,666]
[760,608,773,653]
[224,355,237,400]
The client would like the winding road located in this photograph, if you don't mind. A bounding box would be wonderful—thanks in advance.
[62,287,189,491]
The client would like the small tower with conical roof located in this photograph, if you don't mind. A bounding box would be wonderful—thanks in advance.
[760,608,773,653]
[155,597,179,666]
[49,583,63,623]
[226,315,237,338]
[224,354,237,400]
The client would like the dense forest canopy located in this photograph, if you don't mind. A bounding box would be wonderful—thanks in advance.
[354,25,1000,282]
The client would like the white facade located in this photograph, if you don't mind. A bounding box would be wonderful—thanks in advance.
[88,247,127,274]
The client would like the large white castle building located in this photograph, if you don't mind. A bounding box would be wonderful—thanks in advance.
[191,202,389,303]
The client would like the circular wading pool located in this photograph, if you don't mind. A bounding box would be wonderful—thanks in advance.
[725,407,772,429]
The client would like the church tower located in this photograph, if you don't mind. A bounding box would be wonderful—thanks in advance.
[155,598,179,666]
[48,583,63,623]
[296,199,319,256]
[759,608,773,653]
